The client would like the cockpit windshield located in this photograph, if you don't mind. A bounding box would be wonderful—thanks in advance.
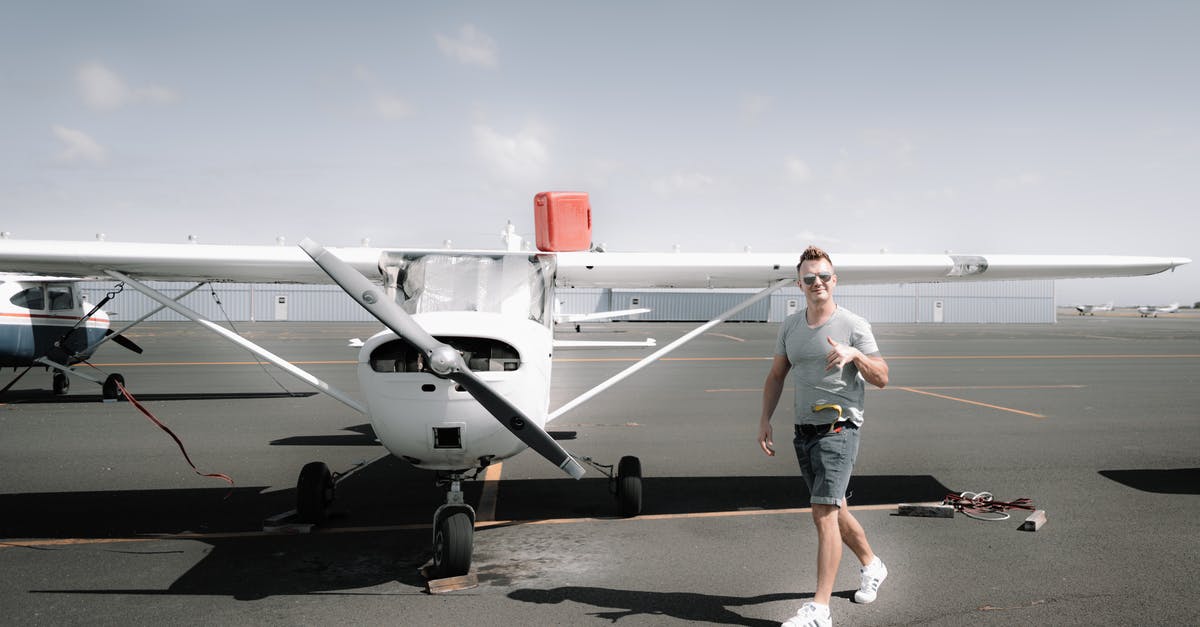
[380,252,555,325]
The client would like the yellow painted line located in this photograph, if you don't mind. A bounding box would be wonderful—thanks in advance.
[901,385,1086,390]
[888,354,1200,360]
[0,503,903,548]
[1,538,150,549]
[560,354,1200,364]
[558,356,769,363]
[90,360,356,367]
[476,463,503,522]
[706,385,1085,393]
[88,355,1200,368]
[478,502,899,528]
[898,386,1046,418]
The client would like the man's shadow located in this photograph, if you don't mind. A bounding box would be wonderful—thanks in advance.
[508,586,856,626]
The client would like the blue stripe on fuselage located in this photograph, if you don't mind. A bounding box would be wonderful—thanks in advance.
[0,322,107,366]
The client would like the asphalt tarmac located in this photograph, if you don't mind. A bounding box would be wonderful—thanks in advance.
[2,313,1198,626]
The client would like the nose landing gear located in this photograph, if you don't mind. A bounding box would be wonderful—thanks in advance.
[432,476,475,579]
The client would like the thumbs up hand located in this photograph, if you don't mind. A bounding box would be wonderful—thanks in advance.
[826,336,859,371]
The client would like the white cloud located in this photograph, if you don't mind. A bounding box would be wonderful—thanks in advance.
[77,61,178,110]
[474,124,548,179]
[651,171,715,196]
[436,24,498,68]
[373,94,413,120]
[353,66,413,120]
[784,156,813,184]
[52,125,107,164]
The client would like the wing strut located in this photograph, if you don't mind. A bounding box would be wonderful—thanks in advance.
[83,282,207,355]
[547,278,793,422]
[105,270,367,415]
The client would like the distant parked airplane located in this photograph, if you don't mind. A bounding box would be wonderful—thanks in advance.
[1074,302,1113,315]
[1138,302,1180,317]
[553,299,651,332]
[0,274,143,396]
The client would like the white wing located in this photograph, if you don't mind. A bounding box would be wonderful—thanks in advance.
[0,239,380,282]
[0,240,515,283]
[0,240,1189,286]
[553,251,1191,288]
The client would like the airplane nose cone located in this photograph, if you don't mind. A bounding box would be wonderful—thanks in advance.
[428,345,460,375]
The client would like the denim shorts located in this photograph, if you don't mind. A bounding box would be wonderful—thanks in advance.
[793,425,860,506]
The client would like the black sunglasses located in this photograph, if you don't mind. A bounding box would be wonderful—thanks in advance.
[801,272,833,286]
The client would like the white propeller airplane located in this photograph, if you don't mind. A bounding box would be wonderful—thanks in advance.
[0,192,1190,578]
[0,274,144,396]
[1074,302,1113,315]
[550,299,656,349]
[1138,302,1180,317]
[553,300,652,332]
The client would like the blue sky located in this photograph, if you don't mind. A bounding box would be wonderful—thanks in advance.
[2,1,1197,305]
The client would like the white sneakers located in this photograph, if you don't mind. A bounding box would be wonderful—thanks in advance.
[854,556,888,604]
[782,557,887,626]
[782,602,831,627]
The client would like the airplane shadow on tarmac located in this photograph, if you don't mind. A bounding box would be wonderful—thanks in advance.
[508,587,815,627]
[0,390,318,404]
[10,428,951,601]
[1098,468,1200,495]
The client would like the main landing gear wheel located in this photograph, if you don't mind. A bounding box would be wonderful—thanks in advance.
[433,511,473,578]
[616,455,643,517]
[101,373,124,400]
[296,461,335,524]
[53,372,69,395]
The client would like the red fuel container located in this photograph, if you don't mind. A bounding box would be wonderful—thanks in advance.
[534,191,591,252]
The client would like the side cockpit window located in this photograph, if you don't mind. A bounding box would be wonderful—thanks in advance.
[48,285,75,311]
[10,286,46,310]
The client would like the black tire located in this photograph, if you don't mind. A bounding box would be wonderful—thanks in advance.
[102,373,125,400]
[296,461,334,524]
[433,512,473,578]
[616,455,643,517]
[53,372,69,395]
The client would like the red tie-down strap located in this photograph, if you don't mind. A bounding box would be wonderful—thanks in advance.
[112,376,235,491]
[944,491,1034,521]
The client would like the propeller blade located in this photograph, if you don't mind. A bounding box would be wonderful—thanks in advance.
[105,330,145,354]
[298,238,585,479]
[443,366,585,479]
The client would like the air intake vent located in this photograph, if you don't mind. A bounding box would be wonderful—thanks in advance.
[433,426,463,449]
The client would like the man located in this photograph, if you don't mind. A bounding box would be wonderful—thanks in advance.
[758,246,890,627]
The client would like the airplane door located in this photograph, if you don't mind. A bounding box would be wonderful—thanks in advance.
[933,300,944,323]
[275,295,289,321]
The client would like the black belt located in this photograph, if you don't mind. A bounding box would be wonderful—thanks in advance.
[795,421,858,437]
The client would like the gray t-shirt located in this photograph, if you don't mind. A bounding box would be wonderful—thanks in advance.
[775,306,880,427]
